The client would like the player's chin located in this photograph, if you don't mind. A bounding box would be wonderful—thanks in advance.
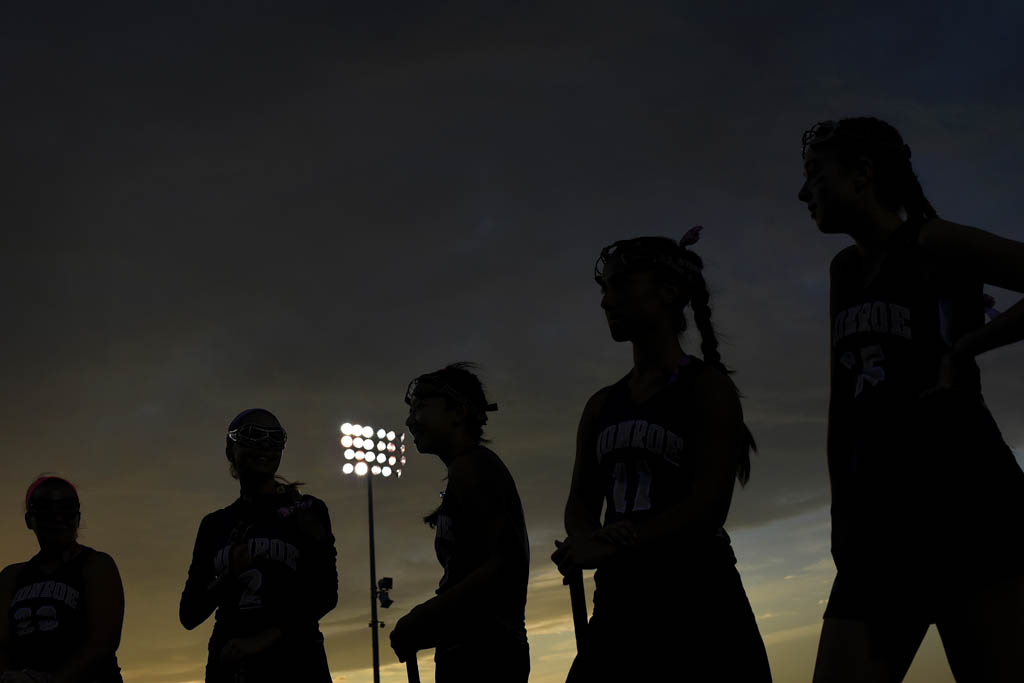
[606,322,633,343]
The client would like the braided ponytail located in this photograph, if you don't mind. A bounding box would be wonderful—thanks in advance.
[680,254,756,486]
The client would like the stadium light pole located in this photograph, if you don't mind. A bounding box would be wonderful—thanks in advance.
[339,421,408,683]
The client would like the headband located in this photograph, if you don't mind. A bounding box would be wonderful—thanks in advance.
[25,476,79,508]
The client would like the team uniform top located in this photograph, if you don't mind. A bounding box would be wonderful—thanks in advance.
[7,545,122,682]
[586,357,738,603]
[432,445,530,650]
[180,491,337,676]
[828,219,1024,579]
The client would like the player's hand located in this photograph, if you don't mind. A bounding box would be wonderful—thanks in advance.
[593,521,638,546]
[219,635,273,664]
[551,535,617,575]
[919,349,971,398]
[1,672,51,683]
[390,606,429,662]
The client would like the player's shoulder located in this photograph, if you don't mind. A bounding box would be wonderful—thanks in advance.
[830,244,860,276]
[0,562,26,586]
[582,383,617,420]
[80,547,119,575]
[687,361,742,418]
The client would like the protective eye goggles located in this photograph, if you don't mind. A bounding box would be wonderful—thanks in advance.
[594,242,698,285]
[27,499,80,517]
[404,377,497,423]
[228,424,288,449]
[801,120,911,161]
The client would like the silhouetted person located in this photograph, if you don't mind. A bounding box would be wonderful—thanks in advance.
[553,231,772,682]
[179,409,337,683]
[0,475,125,683]
[390,363,530,683]
[800,117,1024,682]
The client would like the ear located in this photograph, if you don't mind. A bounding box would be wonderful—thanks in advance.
[660,281,681,308]
[852,155,875,194]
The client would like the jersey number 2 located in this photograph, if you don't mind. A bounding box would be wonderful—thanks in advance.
[611,461,653,514]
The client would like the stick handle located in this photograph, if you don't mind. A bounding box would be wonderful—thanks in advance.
[406,657,420,683]
[567,569,587,652]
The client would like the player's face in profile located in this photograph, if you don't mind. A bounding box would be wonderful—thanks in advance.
[405,393,457,455]
[600,259,672,342]
[799,147,861,234]
[27,483,80,548]
[230,412,284,479]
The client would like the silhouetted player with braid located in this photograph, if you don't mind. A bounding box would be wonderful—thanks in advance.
[179,409,338,683]
[553,230,771,682]
[0,476,124,683]
[390,363,530,683]
[801,117,1024,682]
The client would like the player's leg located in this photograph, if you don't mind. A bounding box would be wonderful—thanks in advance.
[812,573,928,683]
[812,617,928,683]
[935,573,1024,683]
[683,566,772,682]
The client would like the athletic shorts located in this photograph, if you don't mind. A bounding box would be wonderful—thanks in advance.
[567,565,772,682]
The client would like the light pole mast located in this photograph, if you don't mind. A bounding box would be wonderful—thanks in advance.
[337,421,407,683]
[367,473,381,683]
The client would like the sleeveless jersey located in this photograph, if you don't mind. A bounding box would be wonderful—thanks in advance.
[180,491,337,682]
[8,545,122,682]
[590,357,738,602]
[827,220,1024,573]
[432,446,529,646]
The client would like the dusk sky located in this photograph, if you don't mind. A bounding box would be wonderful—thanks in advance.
[3,2,1024,681]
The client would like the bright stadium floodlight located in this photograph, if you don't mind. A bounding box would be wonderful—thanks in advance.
[338,419,409,683]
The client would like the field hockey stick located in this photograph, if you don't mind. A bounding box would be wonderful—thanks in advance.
[565,568,587,652]
[406,657,420,683]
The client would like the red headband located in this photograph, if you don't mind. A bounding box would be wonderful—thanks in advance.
[25,476,79,507]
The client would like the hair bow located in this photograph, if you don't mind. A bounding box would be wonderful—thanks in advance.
[680,225,703,247]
